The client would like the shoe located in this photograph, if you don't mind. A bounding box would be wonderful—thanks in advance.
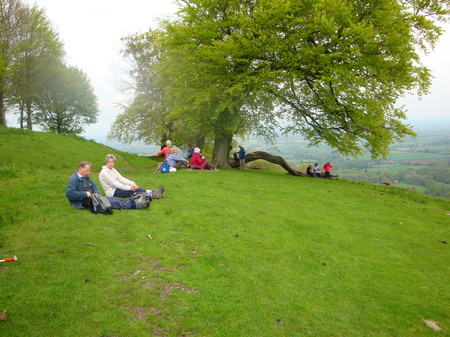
[135,198,150,209]
[151,185,165,199]
[131,192,150,209]
[145,190,154,202]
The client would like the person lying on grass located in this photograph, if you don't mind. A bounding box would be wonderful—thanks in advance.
[189,147,219,171]
[99,154,164,199]
[66,161,149,210]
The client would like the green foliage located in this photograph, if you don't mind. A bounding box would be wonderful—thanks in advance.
[1,128,449,336]
[33,64,99,134]
[3,1,65,129]
[1,0,97,135]
[112,0,449,164]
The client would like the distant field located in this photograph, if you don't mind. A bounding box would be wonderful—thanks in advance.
[368,165,428,174]
[393,183,426,192]
[387,151,448,161]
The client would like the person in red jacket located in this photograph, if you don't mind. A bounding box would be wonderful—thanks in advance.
[189,147,219,171]
[154,140,173,159]
[323,162,333,178]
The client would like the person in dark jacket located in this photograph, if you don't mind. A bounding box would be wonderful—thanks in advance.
[237,145,246,170]
[66,161,149,210]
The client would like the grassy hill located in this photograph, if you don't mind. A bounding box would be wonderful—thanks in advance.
[0,127,449,336]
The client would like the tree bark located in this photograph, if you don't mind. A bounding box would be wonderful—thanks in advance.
[26,100,32,130]
[194,135,205,150]
[0,90,6,126]
[228,151,305,176]
[20,102,24,129]
[213,134,233,169]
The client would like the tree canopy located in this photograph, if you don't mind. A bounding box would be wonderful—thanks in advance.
[111,0,450,164]
[33,63,99,134]
[0,0,98,134]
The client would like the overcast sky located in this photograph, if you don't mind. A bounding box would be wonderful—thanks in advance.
[16,1,450,141]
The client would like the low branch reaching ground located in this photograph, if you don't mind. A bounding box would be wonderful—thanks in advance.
[228,151,305,176]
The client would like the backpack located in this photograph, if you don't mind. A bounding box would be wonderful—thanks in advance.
[161,162,170,173]
[88,193,113,214]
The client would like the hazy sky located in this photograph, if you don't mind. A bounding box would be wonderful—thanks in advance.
[16,1,450,141]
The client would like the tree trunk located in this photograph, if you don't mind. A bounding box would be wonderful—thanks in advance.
[194,135,205,150]
[228,151,305,176]
[26,100,33,130]
[20,102,24,129]
[213,135,233,169]
[0,90,6,126]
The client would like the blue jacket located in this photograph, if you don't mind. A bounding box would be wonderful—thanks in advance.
[238,148,246,159]
[66,172,99,209]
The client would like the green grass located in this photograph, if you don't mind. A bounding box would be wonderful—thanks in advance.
[1,127,449,336]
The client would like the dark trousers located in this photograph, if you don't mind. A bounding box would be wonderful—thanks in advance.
[106,196,136,209]
[203,160,216,170]
[113,188,146,198]
[173,161,189,169]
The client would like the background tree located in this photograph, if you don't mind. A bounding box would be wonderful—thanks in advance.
[0,0,28,126]
[1,0,65,129]
[109,31,173,146]
[11,4,64,130]
[33,63,98,134]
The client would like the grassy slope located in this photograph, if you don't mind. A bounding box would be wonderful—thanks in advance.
[0,127,449,337]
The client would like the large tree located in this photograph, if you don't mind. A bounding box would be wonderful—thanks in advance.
[0,0,28,126]
[11,4,64,130]
[33,63,98,134]
[112,0,449,165]
[0,0,64,129]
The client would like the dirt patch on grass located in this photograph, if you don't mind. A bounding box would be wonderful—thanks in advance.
[142,281,198,299]
[159,282,198,299]
[131,306,150,320]
[119,269,145,280]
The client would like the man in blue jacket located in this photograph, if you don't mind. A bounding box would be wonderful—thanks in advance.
[66,161,149,210]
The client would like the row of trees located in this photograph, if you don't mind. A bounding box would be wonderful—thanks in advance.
[110,0,450,168]
[0,0,98,134]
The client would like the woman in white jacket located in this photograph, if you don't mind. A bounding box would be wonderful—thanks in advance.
[99,154,164,199]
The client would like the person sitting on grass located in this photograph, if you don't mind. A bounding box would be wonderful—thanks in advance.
[166,148,190,170]
[66,161,149,210]
[306,164,315,177]
[99,154,164,199]
[313,163,322,177]
[153,140,173,159]
[189,147,219,171]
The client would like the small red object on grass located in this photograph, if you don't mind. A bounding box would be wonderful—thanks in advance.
[0,256,17,263]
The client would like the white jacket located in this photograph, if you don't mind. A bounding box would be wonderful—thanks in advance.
[99,166,135,197]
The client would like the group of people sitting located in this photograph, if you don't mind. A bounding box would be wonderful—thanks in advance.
[66,154,164,211]
[154,140,219,172]
[306,162,333,178]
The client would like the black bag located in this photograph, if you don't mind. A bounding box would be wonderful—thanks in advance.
[85,193,113,214]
